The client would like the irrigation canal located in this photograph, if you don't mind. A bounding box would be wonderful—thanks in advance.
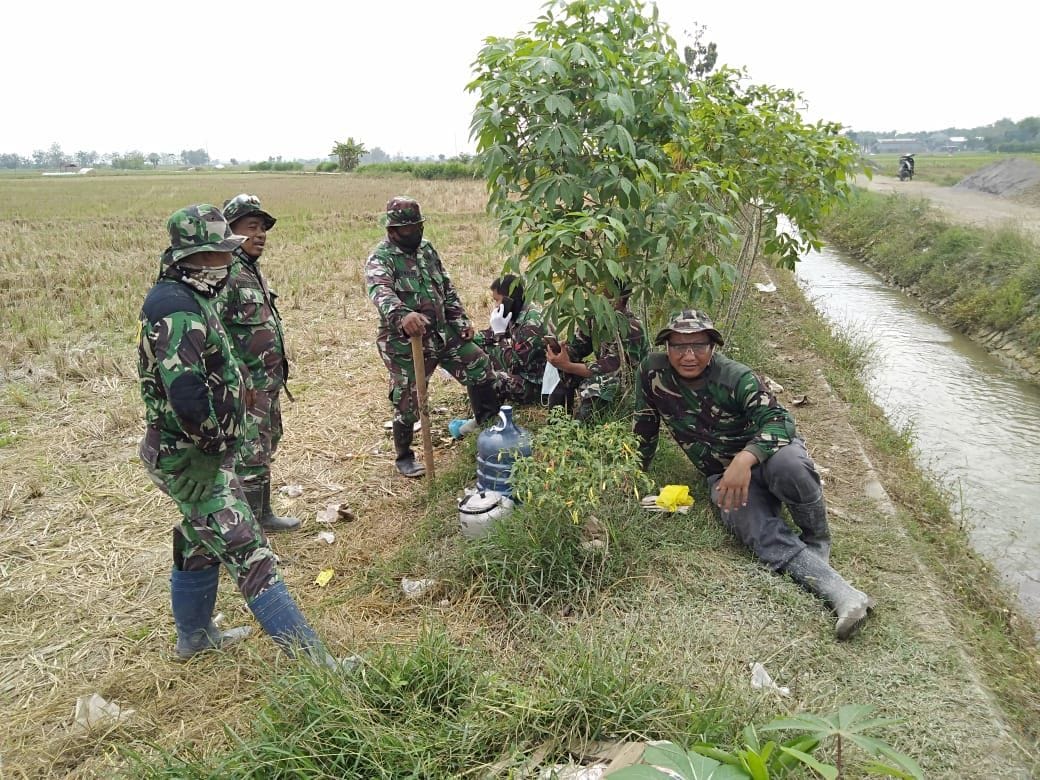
[795,245,1040,636]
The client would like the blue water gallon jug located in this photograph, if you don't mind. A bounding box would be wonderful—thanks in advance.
[476,405,532,497]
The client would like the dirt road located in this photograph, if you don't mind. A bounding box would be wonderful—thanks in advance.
[856,174,1040,239]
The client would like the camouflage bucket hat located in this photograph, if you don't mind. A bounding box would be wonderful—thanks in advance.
[164,204,246,264]
[382,195,425,227]
[654,309,725,346]
[222,193,277,230]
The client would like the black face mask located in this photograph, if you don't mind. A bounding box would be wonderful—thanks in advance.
[390,226,423,253]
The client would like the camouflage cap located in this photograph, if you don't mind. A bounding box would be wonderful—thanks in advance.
[654,309,725,346]
[383,195,425,227]
[164,204,246,264]
[222,193,277,230]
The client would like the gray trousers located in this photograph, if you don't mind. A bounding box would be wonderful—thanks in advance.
[706,439,822,570]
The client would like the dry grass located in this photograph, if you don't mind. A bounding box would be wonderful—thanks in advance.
[0,174,500,776]
[1,173,1038,778]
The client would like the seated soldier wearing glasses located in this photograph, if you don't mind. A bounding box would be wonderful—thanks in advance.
[633,310,874,641]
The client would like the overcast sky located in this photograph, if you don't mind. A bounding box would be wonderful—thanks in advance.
[3,0,1034,162]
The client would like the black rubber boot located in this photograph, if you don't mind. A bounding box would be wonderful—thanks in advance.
[546,383,575,416]
[782,550,874,640]
[392,420,426,478]
[468,382,502,425]
[259,478,301,532]
[787,496,832,563]
[171,566,252,660]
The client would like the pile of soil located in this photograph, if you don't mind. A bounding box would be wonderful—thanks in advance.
[955,157,1040,198]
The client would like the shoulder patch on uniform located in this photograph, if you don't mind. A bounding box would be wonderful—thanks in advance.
[142,281,201,324]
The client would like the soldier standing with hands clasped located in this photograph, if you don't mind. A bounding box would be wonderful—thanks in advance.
[219,193,299,532]
[138,205,339,664]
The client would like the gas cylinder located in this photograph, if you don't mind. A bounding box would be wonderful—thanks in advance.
[475,405,532,497]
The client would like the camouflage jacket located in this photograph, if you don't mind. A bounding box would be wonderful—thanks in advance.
[217,247,287,392]
[565,309,649,379]
[365,238,470,344]
[633,352,798,475]
[138,278,246,456]
[475,306,547,401]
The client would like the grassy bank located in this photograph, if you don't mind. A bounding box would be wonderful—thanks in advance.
[820,188,1040,376]
[1,174,1038,777]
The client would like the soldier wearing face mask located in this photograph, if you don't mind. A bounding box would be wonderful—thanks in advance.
[366,195,501,477]
[138,205,337,664]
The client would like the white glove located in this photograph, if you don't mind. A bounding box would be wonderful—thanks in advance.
[489,304,513,334]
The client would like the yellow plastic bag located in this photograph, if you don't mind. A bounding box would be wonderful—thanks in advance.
[655,484,693,512]
[314,568,334,587]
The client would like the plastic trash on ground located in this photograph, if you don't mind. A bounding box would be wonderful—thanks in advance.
[401,577,438,600]
[640,485,694,513]
[72,693,135,733]
[750,661,791,697]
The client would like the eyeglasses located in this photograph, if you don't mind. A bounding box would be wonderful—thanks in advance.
[667,341,713,355]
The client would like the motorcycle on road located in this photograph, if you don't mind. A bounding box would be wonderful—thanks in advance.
[898,154,915,182]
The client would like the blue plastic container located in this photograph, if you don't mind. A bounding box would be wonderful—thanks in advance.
[476,406,532,497]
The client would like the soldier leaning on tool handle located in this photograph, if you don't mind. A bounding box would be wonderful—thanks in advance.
[365,195,502,477]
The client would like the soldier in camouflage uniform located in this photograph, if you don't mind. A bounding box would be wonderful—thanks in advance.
[450,275,547,436]
[633,309,874,640]
[219,193,299,532]
[138,205,333,662]
[546,283,648,421]
[366,196,501,476]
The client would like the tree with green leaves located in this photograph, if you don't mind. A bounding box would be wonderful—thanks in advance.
[331,137,367,172]
[468,0,862,346]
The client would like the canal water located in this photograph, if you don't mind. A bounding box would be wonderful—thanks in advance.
[794,245,1040,631]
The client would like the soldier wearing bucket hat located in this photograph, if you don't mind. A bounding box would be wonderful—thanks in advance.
[138,204,340,665]
[366,195,502,476]
[219,193,299,533]
[633,309,875,640]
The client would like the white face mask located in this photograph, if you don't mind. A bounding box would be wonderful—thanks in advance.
[541,363,561,397]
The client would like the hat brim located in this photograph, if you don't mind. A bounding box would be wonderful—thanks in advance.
[229,211,276,230]
[382,216,426,228]
[169,234,246,263]
[654,326,724,347]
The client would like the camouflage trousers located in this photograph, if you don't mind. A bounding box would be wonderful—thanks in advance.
[140,432,281,602]
[482,342,541,405]
[377,328,495,427]
[237,388,284,482]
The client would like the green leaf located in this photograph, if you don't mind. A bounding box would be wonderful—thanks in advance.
[777,747,838,780]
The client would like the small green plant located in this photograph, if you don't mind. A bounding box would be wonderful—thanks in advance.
[462,408,654,610]
[611,705,923,779]
[511,407,653,525]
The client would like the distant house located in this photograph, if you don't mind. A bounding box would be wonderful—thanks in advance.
[875,138,926,155]
[941,136,968,154]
